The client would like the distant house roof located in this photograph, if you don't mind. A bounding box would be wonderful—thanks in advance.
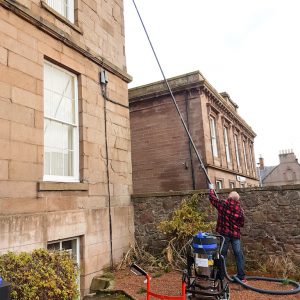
[258,166,276,181]
[261,151,300,186]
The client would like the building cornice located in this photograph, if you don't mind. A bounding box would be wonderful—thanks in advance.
[0,0,132,83]
[201,85,256,138]
[129,71,203,102]
[129,70,256,138]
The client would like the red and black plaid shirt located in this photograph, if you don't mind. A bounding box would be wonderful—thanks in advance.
[209,189,244,238]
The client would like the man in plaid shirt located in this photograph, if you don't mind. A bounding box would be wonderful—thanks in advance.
[209,184,246,282]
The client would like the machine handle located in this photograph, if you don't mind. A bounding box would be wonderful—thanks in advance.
[182,269,189,284]
[216,235,225,254]
[130,263,147,276]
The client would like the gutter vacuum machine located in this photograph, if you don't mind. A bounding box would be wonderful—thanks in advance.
[185,232,229,299]
[129,0,300,298]
[131,230,300,299]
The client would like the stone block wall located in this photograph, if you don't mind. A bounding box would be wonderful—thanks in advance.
[132,185,300,266]
[0,0,133,297]
[130,92,198,193]
[12,0,127,72]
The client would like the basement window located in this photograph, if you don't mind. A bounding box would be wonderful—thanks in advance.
[47,237,80,291]
[47,237,80,264]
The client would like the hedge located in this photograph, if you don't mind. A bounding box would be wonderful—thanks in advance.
[0,249,79,300]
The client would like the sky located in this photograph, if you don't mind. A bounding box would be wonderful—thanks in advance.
[123,0,300,166]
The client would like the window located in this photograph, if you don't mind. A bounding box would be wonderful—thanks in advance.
[209,116,218,157]
[223,126,231,163]
[249,144,254,172]
[47,237,80,264]
[44,61,79,182]
[243,140,248,171]
[216,180,223,190]
[229,181,235,189]
[234,134,240,167]
[48,237,80,290]
[45,0,75,22]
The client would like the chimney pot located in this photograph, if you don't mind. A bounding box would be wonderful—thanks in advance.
[259,156,264,170]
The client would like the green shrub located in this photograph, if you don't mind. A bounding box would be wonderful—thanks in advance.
[158,193,215,241]
[0,248,79,300]
[157,193,216,269]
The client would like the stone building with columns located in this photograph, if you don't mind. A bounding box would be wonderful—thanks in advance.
[129,71,259,193]
[0,0,133,296]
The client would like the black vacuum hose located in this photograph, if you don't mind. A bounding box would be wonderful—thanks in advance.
[233,275,300,295]
[221,255,300,295]
[216,235,300,295]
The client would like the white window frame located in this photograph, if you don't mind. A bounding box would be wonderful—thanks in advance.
[209,116,218,157]
[47,237,80,265]
[43,61,79,182]
[229,181,235,189]
[45,0,75,23]
[234,134,240,167]
[243,140,248,171]
[47,237,80,294]
[216,180,223,190]
[249,144,254,172]
[223,126,231,163]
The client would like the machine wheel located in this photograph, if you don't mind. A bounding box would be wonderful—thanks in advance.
[216,285,230,300]
[185,290,195,300]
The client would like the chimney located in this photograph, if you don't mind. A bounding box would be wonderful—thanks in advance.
[279,149,296,163]
[259,156,264,170]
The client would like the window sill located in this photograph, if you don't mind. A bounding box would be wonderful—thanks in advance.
[41,1,83,34]
[38,182,88,191]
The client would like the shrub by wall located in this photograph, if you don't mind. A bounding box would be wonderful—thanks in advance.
[0,249,79,300]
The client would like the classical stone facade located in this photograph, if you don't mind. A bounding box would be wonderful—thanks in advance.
[0,0,133,296]
[132,185,300,267]
[129,71,259,193]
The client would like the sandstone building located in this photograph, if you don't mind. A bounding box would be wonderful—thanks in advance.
[259,150,300,186]
[0,0,133,296]
[129,71,259,193]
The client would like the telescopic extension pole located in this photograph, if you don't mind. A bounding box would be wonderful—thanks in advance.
[131,0,212,186]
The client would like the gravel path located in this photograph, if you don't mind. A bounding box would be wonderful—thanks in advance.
[113,270,300,300]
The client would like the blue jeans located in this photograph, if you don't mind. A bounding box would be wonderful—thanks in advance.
[221,236,245,280]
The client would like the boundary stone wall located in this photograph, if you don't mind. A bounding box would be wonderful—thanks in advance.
[132,185,300,266]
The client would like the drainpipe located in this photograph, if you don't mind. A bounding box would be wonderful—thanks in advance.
[100,70,114,269]
[185,91,196,190]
